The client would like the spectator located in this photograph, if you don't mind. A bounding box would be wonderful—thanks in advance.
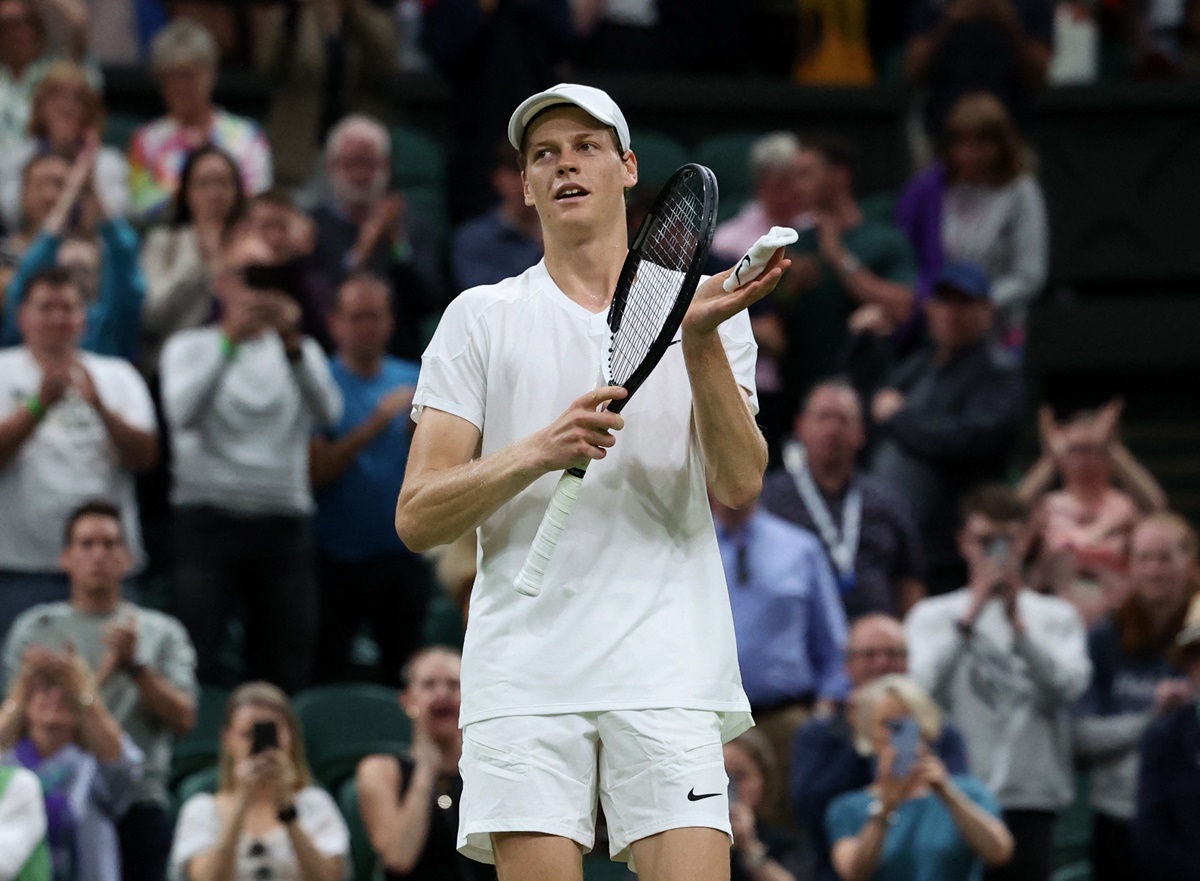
[762,379,926,619]
[0,763,49,880]
[896,92,1048,355]
[0,266,157,640]
[906,485,1091,881]
[0,60,129,231]
[781,135,917,407]
[905,0,1054,139]
[306,114,446,359]
[0,153,68,302]
[712,493,850,824]
[4,138,146,361]
[161,231,341,693]
[711,132,811,263]
[825,675,1014,881]
[0,644,143,881]
[870,262,1023,594]
[3,500,197,881]
[724,728,806,881]
[792,614,970,881]
[310,274,427,686]
[168,681,349,881]
[357,647,493,880]
[1133,592,1200,881]
[1074,512,1198,881]
[129,19,272,220]
[450,140,542,293]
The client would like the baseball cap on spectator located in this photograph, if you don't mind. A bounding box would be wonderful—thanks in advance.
[932,261,991,301]
[508,83,631,154]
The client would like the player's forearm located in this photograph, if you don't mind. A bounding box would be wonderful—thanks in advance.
[683,330,766,508]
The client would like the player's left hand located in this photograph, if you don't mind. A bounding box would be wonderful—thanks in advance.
[682,248,790,338]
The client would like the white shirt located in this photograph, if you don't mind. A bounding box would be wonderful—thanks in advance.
[414,260,755,737]
[0,766,46,881]
[0,348,154,571]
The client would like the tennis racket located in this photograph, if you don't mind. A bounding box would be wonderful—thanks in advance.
[514,163,719,597]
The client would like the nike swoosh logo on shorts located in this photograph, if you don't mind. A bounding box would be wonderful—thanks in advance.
[687,788,721,801]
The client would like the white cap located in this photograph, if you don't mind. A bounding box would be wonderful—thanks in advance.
[507,83,631,154]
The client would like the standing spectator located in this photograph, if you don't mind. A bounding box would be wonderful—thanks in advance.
[0,153,68,302]
[0,762,49,880]
[906,0,1054,139]
[3,501,197,881]
[712,494,850,824]
[168,681,349,881]
[310,274,428,685]
[161,231,341,693]
[0,60,129,231]
[450,141,542,293]
[0,645,143,881]
[762,379,926,620]
[711,132,810,263]
[724,729,806,881]
[0,267,157,640]
[870,262,1023,594]
[896,92,1048,355]
[129,19,272,221]
[906,485,1091,881]
[792,614,970,881]
[1074,513,1198,881]
[306,114,446,358]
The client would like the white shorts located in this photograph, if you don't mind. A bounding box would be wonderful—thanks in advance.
[457,708,732,870]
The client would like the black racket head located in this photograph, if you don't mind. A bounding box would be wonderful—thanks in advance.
[605,163,719,414]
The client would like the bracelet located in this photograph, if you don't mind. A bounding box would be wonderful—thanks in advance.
[77,691,96,710]
[25,394,46,420]
[868,799,898,826]
[218,333,238,360]
[277,803,298,824]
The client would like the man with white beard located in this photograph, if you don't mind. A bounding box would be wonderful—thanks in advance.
[305,115,447,360]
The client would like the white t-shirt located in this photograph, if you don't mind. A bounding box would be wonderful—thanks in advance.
[413,260,755,739]
[0,348,154,571]
[169,787,349,881]
[0,765,46,881]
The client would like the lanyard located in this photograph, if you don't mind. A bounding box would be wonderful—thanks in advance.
[783,441,862,585]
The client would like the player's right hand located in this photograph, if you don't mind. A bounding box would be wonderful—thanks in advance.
[534,385,627,471]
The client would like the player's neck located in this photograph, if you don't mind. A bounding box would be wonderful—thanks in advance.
[544,230,627,314]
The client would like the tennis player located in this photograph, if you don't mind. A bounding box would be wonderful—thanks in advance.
[395,83,789,881]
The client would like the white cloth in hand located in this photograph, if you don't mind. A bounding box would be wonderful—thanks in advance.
[722,226,799,292]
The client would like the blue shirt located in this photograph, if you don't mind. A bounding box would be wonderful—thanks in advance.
[826,775,1000,881]
[450,208,543,293]
[717,509,850,704]
[313,356,420,562]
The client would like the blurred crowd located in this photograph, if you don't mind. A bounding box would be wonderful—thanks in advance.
[0,2,1196,881]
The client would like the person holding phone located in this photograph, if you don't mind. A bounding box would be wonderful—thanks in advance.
[724,730,806,881]
[168,681,348,881]
[826,675,1013,881]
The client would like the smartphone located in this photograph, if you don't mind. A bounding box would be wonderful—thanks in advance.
[242,261,306,300]
[888,717,921,778]
[251,720,278,755]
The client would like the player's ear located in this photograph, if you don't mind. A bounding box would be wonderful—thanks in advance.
[622,149,638,189]
[521,169,534,207]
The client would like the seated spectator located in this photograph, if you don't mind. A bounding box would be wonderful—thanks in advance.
[169,681,349,881]
[906,485,1090,881]
[711,132,810,263]
[792,614,969,881]
[825,675,1013,881]
[161,231,341,692]
[306,115,446,359]
[357,647,493,880]
[0,153,69,303]
[896,92,1048,355]
[0,61,129,231]
[139,145,245,378]
[0,762,50,879]
[3,501,198,881]
[450,141,542,293]
[129,19,272,220]
[0,266,157,640]
[1074,512,1198,881]
[1133,593,1200,881]
[311,273,427,685]
[762,380,926,619]
[712,492,850,824]
[0,645,143,881]
[4,139,146,361]
[905,0,1054,139]
[724,728,806,881]
[870,262,1023,594]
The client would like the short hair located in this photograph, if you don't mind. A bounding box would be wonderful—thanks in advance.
[171,144,245,230]
[852,674,943,756]
[326,114,391,161]
[336,271,393,310]
[942,92,1028,186]
[150,19,219,73]
[249,187,296,212]
[749,132,800,180]
[399,645,462,691]
[801,133,859,180]
[28,62,105,141]
[23,265,79,303]
[961,484,1030,526]
[63,500,122,547]
[217,682,313,793]
[799,377,863,421]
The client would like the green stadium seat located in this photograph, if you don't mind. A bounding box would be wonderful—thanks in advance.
[694,131,763,222]
[629,128,689,189]
[103,112,145,152]
[338,777,380,881]
[402,183,449,241]
[583,855,631,881]
[174,765,220,811]
[390,124,445,191]
[423,589,464,649]
[859,190,898,225]
[293,684,412,791]
[1052,773,1093,869]
[169,685,229,789]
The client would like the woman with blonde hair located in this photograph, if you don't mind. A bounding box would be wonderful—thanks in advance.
[168,682,348,881]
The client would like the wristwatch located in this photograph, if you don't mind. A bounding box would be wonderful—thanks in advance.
[277,803,299,825]
[867,799,898,826]
[77,691,96,710]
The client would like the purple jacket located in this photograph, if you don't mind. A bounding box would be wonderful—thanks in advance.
[895,163,947,302]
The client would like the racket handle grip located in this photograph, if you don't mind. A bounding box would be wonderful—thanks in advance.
[514,467,587,597]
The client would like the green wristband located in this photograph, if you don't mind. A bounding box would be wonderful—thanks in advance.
[219,333,238,360]
[25,394,46,420]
